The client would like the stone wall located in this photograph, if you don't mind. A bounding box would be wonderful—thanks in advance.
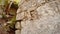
[16,0,60,34]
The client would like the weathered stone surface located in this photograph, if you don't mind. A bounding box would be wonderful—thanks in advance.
[16,0,60,34]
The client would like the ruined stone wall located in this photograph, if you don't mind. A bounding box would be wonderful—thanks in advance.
[16,0,60,34]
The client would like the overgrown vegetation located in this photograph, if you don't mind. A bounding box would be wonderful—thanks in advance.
[0,0,19,34]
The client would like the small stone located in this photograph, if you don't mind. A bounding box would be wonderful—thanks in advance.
[6,15,10,18]
[0,15,2,18]
[15,30,21,34]
[7,21,13,24]
[16,12,24,20]
[15,22,21,30]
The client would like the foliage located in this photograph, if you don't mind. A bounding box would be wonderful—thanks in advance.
[0,0,18,32]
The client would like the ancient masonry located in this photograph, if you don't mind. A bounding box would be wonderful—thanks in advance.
[16,0,60,34]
